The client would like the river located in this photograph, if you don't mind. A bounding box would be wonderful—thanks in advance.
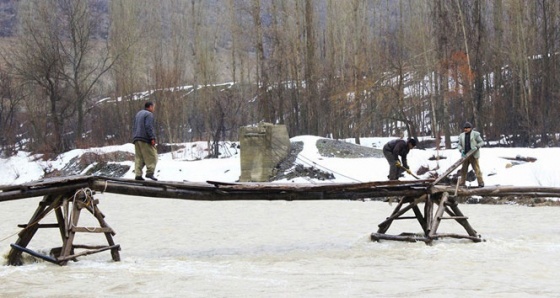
[1,193,559,297]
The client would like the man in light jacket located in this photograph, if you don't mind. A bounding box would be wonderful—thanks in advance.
[133,101,158,181]
[457,121,484,187]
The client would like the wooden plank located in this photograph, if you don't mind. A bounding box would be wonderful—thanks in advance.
[56,245,120,262]
[371,233,428,243]
[73,244,117,249]
[430,185,560,197]
[206,179,435,192]
[0,175,92,191]
[392,216,417,220]
[95,176,215,190]
[424,195,433,236]
[59,198,82,266]
[432,148,478,185]
[0,182,90,202]
[431,233,483,242]
[59,200,69,238]
[71,227,114,233]
[90,180,430,201]
[17,223,59,228]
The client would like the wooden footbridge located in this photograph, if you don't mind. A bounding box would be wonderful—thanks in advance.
[2,150,559,266]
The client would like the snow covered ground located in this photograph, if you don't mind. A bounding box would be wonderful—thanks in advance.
[2,135,560,189]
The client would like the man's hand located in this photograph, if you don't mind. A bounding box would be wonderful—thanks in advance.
[461,151,466,158]
[395,161,401,167]
[151,139,156,146]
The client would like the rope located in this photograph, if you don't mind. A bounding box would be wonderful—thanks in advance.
[0,202,58,243]
[295,152,363,183]
[69,188,95,230]
[273,137,363,183]
[0,229,26,243]
[71,188,105,232]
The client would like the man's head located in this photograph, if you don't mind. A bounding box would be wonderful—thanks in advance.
[463,121,472,132]
[145,101,155,112]
[407,138,417,149]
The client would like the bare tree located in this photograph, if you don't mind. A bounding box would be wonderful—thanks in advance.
[59,0,116,146]
[6,0,72,153]
[504,1,534,145]
[4,0,117,153]
[0,70,24,155]
[4,0,560,154]
[107,0,150,144]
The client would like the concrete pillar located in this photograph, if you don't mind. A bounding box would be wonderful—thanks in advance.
[239,123,290,182]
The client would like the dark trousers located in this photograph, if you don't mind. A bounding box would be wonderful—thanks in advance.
[383,150,402,180]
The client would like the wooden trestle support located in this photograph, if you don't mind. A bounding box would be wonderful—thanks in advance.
[371,149,483,244]
[371,192,482,244]
[7,188,120,266]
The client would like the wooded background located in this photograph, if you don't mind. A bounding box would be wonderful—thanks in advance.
[0,0,558,156]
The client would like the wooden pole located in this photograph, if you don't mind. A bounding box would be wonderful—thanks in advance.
[412,205,427,234]
[90,180,430,201]
[0,182,91,202]
[58,195,82,265]
[91,202,120,261]
[432,149,478,185]
[446,197,479,238]
[424,194,433,236]
[428,192,449,239]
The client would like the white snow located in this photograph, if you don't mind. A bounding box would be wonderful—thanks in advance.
[1,136,558,190]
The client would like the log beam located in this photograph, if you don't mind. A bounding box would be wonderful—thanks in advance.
[428,192,449,239]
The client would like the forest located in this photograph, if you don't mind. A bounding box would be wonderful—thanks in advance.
[0,0,559,156]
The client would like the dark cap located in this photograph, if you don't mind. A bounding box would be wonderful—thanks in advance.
[408,138,417,146]
[463,122,472,128]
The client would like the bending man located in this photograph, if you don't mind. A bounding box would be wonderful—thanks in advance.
[383,138,417,180]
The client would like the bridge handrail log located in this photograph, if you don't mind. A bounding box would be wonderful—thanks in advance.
[89,179,429,201]
[4,175,560,203]
[0,182,91,202]
[430,185,560,198]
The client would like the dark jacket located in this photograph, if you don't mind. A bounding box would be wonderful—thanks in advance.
[133,109,155,143]
[383,139,410,168]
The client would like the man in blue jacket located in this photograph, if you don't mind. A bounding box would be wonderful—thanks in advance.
[133,101,158,181]
[383,138,417,180]
[457,121,484,187]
